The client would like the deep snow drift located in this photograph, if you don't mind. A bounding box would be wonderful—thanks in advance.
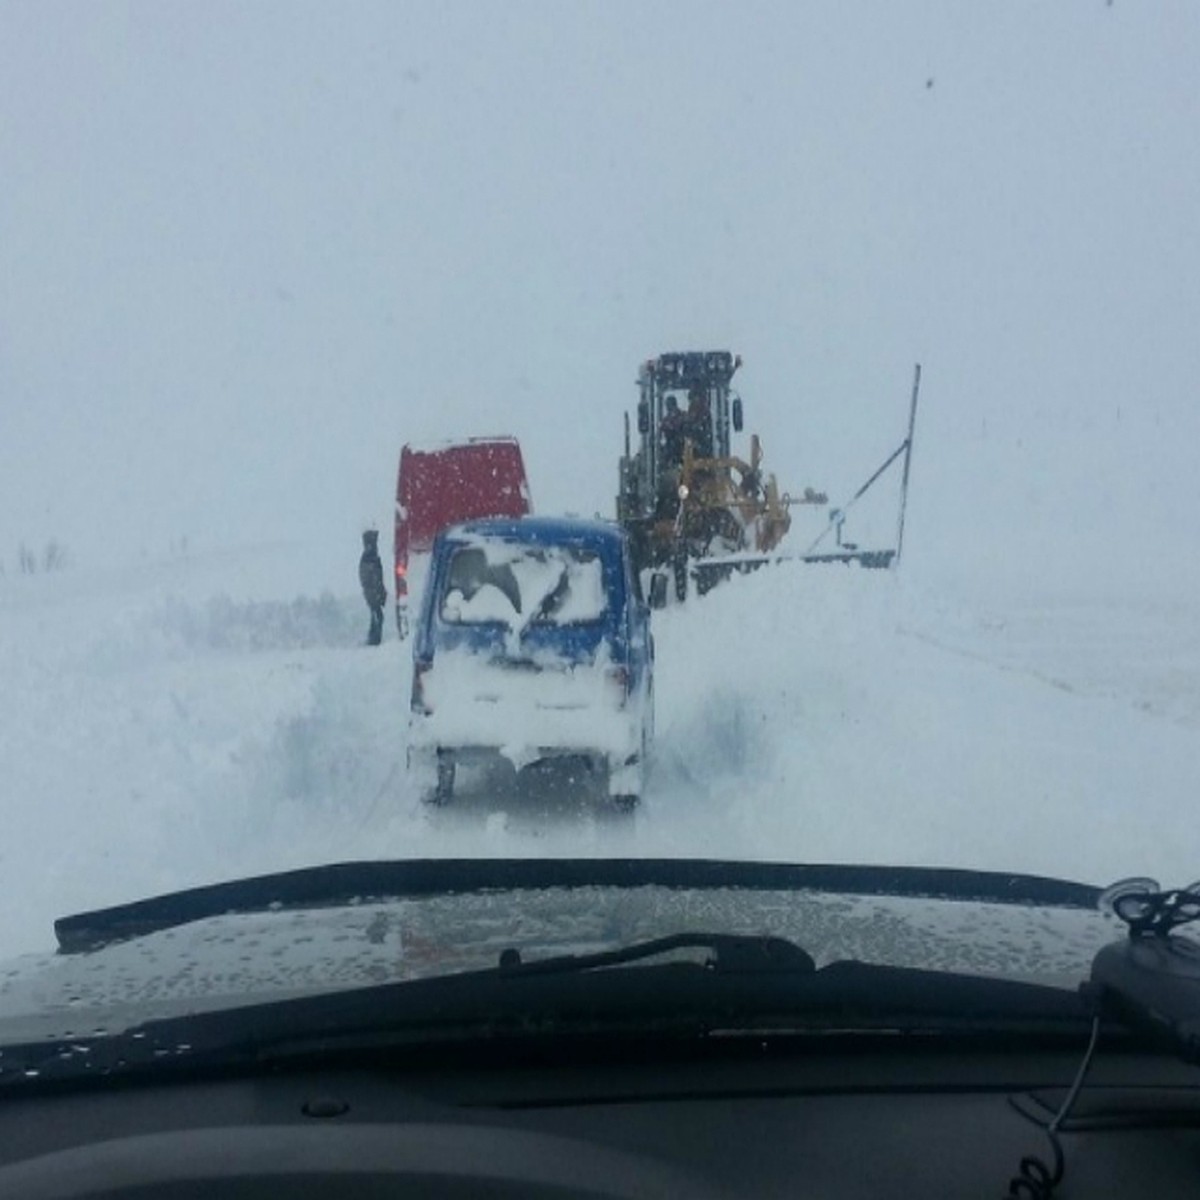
[1,543,1198,957]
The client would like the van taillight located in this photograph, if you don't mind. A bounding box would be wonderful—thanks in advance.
[395,562,408,597]
[607,665,630,701]
[412,661,432,714]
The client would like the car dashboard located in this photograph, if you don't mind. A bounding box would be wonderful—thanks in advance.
[1,1033,1198,1198]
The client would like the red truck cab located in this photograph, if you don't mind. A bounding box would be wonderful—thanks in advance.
[394,437,531,637]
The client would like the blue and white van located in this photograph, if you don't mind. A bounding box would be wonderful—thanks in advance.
[408,517,654,809]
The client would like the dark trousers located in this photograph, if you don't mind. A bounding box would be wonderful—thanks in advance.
[367,604,384,646]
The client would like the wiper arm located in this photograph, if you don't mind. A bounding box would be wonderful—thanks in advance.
[496,933,816,976]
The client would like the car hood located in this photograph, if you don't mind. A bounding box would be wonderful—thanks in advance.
[0,859,1121,1046]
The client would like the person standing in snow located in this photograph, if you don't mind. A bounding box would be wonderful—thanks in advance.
[359,529,387,646]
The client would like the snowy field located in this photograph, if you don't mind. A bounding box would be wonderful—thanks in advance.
[2,544,1197,958]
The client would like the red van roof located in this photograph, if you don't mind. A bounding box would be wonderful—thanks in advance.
[394,438,531,578]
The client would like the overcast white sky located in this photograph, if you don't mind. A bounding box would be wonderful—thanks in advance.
[3,2,1198,594]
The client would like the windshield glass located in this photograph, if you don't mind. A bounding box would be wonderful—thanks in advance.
[441,544,605,628]
[1,2,1197,1025]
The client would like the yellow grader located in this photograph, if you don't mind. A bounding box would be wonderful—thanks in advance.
[616,351,825,600]
[617,352,920,601]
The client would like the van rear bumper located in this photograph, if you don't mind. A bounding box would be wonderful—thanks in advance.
[408,703,642,771]
[408,681,647,772]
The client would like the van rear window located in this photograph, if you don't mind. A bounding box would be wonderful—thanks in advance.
[440,544,606,629]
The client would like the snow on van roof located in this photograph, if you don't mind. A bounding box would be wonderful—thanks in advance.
[446,515,623,545]
[402,436,521,455]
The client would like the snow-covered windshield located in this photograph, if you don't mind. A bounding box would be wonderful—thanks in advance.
[1,4,1198,978]
[440,544,606,629]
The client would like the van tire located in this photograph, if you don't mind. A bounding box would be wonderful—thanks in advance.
[611,793,639,814]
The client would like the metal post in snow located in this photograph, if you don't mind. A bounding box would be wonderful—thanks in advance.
[894,363,921,566]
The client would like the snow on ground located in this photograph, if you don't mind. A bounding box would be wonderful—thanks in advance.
[651,567,1200,881]
[1,544,1198,957]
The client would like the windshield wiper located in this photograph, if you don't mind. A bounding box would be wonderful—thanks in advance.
[495,932,816,976]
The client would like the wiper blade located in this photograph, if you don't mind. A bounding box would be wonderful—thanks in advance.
[496,933,816,976]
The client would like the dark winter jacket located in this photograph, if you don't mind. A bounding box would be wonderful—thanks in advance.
[359,538,387,608]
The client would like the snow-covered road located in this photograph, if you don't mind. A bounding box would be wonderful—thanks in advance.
[2,546,1197,957]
